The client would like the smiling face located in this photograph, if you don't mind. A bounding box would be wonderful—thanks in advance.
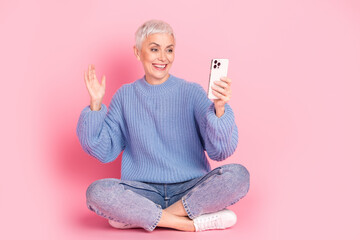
[134,33,175,85]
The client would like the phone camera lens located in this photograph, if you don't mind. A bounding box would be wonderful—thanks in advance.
[214,60,218,64]
[218,62,221,67]
[214,65,217,69]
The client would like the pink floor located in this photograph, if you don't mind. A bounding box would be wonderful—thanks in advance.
[1,0,360,239]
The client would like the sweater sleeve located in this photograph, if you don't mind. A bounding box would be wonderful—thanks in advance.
[193,83,238,161]
[76,90,126,163]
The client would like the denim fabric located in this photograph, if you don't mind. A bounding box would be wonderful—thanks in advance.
[86,163,250,231]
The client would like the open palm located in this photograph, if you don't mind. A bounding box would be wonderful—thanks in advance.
[84,64,106,110]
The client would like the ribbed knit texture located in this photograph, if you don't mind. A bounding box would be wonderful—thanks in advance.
[76,74,238,183]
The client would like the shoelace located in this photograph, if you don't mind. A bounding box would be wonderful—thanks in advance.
[196,214,224,231]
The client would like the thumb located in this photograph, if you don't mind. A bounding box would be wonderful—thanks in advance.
[101,75,106,88]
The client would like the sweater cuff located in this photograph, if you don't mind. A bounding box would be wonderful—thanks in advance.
[77,103,108,137]
[81,103,107,114]
[206,103,235,140]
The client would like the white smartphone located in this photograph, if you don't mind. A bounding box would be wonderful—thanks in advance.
[207,59,229,99]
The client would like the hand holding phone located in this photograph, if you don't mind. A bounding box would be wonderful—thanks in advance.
[207,59,229,99]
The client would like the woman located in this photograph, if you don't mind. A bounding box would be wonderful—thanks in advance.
[77,19,250,232]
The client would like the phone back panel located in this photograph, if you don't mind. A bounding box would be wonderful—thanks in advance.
[208,59,229,99]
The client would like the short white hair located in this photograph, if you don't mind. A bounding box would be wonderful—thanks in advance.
[135,19,175,50]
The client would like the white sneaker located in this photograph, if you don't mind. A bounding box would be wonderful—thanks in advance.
[193,209,237,232]
[108,219,137,229]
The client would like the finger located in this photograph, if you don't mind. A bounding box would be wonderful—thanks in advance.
[89,64,95,79]
[90,66,95,79]
[213,80,229,89]
[87,65,93,81]
[220,77,232,86]
[212,87,225,98]
[212,90,229,102]
[212,84,228,96]
[212,84,231,100]
[212,90,226,101]
[88,64,93,79]
[84,72,92,95]
[84,71,89,86]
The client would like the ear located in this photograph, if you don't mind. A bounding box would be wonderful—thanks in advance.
[133,46,141,61]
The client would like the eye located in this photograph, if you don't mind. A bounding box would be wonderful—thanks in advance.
[151,48,158,52]
[167,49,173,53]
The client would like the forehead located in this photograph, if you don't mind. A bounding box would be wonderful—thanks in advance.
[143,33,175,46]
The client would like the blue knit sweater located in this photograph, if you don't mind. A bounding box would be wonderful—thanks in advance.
[76,74,238,183]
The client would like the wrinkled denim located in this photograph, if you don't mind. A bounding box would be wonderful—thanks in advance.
[86,163,250,231]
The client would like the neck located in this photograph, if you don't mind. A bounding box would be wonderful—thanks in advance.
[145,74,170,85]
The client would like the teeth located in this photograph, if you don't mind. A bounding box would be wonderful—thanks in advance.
[153,64,166,69]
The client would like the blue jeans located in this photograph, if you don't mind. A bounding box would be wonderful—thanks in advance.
[86,163,250,231]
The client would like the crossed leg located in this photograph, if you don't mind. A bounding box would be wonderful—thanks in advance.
[157,163,250,231]
[88,164,249,232]
[157,200,195,231]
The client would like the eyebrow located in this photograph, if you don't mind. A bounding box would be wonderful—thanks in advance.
[148,42,174,48]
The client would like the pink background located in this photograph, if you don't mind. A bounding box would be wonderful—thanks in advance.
[1,0,359,239]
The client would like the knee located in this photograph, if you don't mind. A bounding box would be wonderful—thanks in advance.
[221,163,250,197]
[86,178,123,205]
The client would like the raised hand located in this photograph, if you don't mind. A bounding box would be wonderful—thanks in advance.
[211,77,232,117]
[84,64,106,111]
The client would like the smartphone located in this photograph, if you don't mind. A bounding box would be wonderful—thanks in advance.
[207,59,229,99]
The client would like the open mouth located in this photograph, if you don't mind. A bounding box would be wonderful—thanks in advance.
[152,63,167,71]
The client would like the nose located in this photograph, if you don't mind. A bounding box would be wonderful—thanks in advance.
[158,50,166,61]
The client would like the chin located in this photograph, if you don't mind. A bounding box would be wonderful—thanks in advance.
[150,71,169,80]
